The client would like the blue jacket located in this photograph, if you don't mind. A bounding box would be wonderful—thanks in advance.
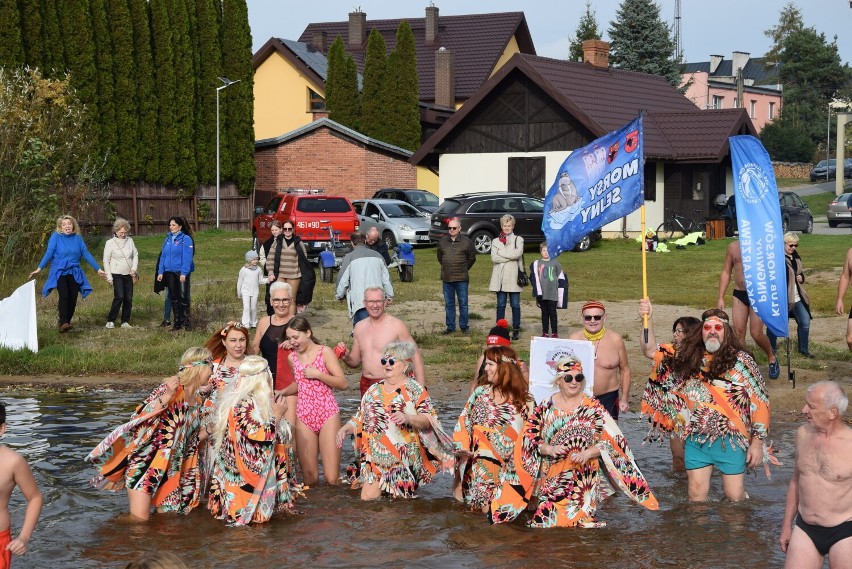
[38,232,101,298]
[157,231,195,276]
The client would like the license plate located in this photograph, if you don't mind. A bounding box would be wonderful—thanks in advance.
[433,221,441,227]
[838,212,851,218]
[418,235,430,241]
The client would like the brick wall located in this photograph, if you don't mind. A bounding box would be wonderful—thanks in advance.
[254,127,417,203]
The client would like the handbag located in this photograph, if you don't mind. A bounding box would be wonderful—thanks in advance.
[515,237,529,287]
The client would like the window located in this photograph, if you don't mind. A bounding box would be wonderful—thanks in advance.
[308,88,325,112]
[466,200,496,214]
[364,203,380,218]
[296,197,351,213]
[520,198,544,213]
[712,95,724,109]
[749,100,756,118]
[769,102,776,120]
[264,196,282,214]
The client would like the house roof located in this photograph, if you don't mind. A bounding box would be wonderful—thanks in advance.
[298,11,535,102]
[411,53,757,165]
[253,37,328,87]
[683,57,782,87]
[255,117,413,159]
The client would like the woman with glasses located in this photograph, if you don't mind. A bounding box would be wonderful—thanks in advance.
[453,345,533,513]
[336,341,454,500]
[488,214,524,340]
[205,321,252,406]
[767,232,813,358]
[86,347,214,520]
[261,220,311,317]
[253,282,298,429]
[490,356,657,528]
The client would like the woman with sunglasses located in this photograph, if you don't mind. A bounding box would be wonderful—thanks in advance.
[205,321,253,406]
[491,356,657,528]
[766,232,813,358]
[337,341,454,500]
[261,220,311,317]
[86,347,214,520]
[453,345,533,513]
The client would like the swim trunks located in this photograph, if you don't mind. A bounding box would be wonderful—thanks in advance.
[292,346,339,434]
[360,375,382,397]
[795,514,852,556]
[595,390,620,420]
[684,435,746,475]
[732,289,749,305]
[0,528,10,569]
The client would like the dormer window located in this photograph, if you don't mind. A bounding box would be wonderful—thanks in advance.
[308,88,325,112]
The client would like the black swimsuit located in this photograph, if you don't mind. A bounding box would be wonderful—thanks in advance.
[259,320,287,379]
[795,514,852,556]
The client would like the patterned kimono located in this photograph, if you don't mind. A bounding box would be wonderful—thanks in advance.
[208,397,302,526]
[453,386,534,510]
[640,344,690,438]
[490,395,658,528]
[345,379,455,498]
[208,361,241,406]
[86,383,212,514]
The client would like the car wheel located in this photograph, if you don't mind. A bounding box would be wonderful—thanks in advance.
[383,231,397,249]
[828,220,838,228]
[782,217,789,233]
[572,234,592,252]
[803,217,813,234]
[471,230,494,254]
[400,265,414,282]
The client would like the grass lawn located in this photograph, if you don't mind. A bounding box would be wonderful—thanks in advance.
[1,229,849,377]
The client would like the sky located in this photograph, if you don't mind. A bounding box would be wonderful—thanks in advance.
[246,1,851,65]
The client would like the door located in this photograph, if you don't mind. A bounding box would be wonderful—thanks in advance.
[508,157,546,199]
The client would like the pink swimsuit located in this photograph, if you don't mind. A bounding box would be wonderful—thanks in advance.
[291,346,340,434]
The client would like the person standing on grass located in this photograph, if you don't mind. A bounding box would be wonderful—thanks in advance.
[102,218,139,330]
[0,401,43,567]
[766,233,814,358]
[237,250,267,328]
[437,217,476,335]
[717,240,780,378]
[28,215,107,333]
[836,248,852,352]
[489,215,524,340]
[530,241,567,338]
[156,217,194,331]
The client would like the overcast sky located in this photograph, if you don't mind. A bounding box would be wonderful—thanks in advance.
[246,1,850,65]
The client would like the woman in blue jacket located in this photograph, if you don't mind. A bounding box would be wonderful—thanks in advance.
[156,217,195,330]
[29,215,107,332]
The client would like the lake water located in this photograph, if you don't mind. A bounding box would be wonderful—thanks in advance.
[2,389,802,568]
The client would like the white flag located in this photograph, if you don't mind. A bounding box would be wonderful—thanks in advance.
[0,280,39,352]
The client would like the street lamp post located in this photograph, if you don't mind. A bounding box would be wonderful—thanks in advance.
[216,76,240,228]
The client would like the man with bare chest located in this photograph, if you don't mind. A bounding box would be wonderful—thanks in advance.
[717,240,779,379]
[336,287,426,396]
[568,300,630,419]
[780,381,852,568]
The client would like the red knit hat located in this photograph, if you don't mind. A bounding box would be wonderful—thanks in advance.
[486,319,511,346]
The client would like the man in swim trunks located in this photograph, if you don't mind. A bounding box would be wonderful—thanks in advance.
[670,308,770,502]
[0,402,43,568]
[337,287,426,396]
[568,301,631,419]
[780,381,852,568]
[717,240,780,378]
[836,248,852,352]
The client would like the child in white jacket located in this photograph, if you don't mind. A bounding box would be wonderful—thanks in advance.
[237,250,267,328]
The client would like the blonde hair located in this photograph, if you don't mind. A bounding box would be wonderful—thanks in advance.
[499,214,515,226]
[783,232,799,245]
[113,217,131,234]
[125,552,189,569]
[55,215,81,234]
[176,347,212,393]
[210,356,276,458]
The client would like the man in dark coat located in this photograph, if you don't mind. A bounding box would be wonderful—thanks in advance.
[437,217,476,334]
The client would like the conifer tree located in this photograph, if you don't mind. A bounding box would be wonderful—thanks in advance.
[0,0,25,68]
[384,21,420,151]
[169,0,197,190]
[220,0,254,195]
[59,0,99,143]
[149,0,177,184]
[338,54,360,130]
[360,28,387,140]
[194,0,221,185]
[105,0,138,182]
[325,35,346,125]
[90,0,117,178]
[39,0,63,75]
[763,2,804,63]
[128,0,158,181]
[568,0,602,62]
[18,0,44,68]
[608,0,681,87]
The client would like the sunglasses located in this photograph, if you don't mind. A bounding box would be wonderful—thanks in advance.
[282,227,294,232]
[788,244,797,248]
[703,323,723,332]
[583,314,604,321]
[562,373,585,383]
[448,226,460,230]
[380,356,396,366]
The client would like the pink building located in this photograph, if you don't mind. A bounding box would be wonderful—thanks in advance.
[682,51,782,132]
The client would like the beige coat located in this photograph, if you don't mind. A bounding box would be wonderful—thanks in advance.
[489,234,524,292]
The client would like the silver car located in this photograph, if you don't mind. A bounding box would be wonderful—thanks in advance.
[352,198,433,248]
[827,192,852,227]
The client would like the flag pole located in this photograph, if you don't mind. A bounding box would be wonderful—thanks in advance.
[641,204,649,343]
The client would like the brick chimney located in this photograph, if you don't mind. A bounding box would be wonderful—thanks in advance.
[582,39,610,68]
[425,6,439,45]
[435,47,455,108]
[348,10,366,49]
[311,31,327,53]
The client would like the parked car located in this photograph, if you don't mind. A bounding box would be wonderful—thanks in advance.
[252,191,359,258]
[428,192,601,254]
[809,159,852,182]
[353,198,433,248]
[722,191,813,234]
[827,192,852,227]
[372,188,440,213]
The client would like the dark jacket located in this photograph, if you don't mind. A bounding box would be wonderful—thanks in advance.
[437,234,476,282]
[785,250,811,316]
[367,240,392,265]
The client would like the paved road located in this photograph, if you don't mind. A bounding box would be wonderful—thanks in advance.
[787,178,851,235]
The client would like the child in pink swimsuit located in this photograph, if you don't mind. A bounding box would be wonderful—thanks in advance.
[285,316,348,486]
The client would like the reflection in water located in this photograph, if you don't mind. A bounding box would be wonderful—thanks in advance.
[2,391,795,568]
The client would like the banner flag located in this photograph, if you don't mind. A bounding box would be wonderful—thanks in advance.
[0,280,39,352]
[728,135,788,338]
[542,116,644,256]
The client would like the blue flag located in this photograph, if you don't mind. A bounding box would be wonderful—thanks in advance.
[542,117,644,256]
[728,135,788,338]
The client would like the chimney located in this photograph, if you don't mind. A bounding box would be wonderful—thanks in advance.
[311,31,327,53]
[348,10,366,49]
[435,47,455,108]
[732,51,750,75]
[425,6,439,45]
[709,54,723,74]
[582,39,610,68]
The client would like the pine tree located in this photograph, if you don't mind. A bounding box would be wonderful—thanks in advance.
[59,0,99,143]
[764,2,804,63]
[90,0,117,178]
[338,54,360,130]
[608,0,681,87]
[194,0,221,185]
[384,21,420,151]
[128,0,158,181]
[150,0,177,184]
[39,0,63,75]
[105,0,138,182]
[169,0,197,190]
[220,0,254,195]
[18,0,44,68]
[568,0,602,62]
[0,0,25,68]
[360,28,387,140]
[325,36,346,125]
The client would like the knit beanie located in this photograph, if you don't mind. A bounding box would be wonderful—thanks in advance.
[245,250,259,262]
[486,319,511,346]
